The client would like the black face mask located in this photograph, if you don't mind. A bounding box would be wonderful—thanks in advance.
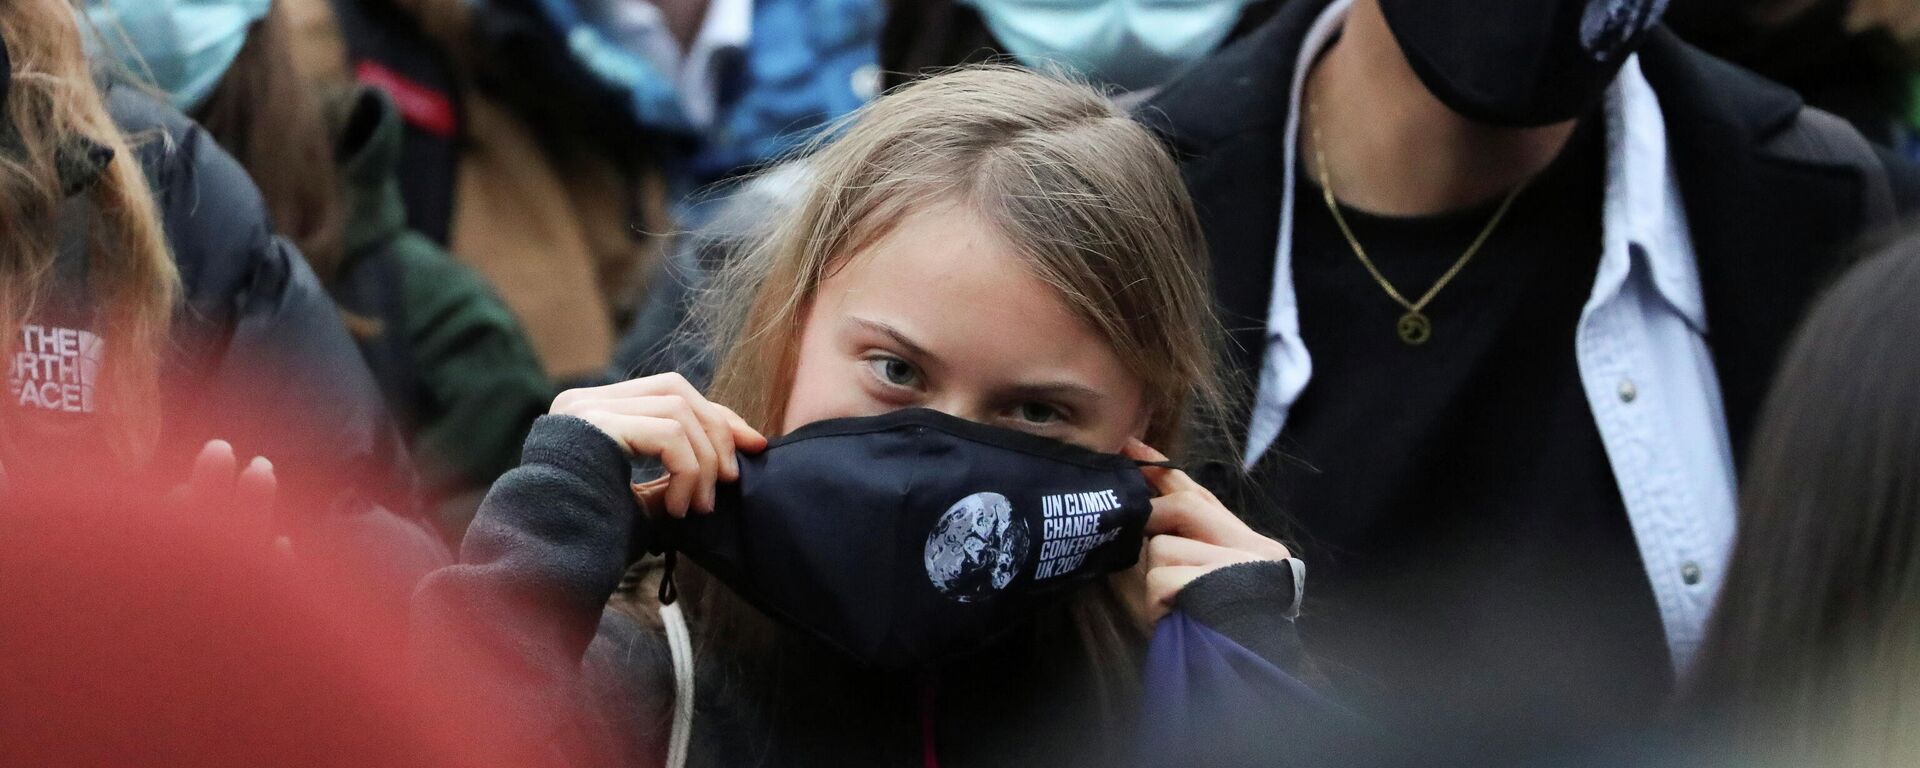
[651,408,1158,669]
[1377,0,1669,127]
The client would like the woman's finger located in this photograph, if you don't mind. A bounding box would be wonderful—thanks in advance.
[1128,438,1292,561]
[1145,490,1292,559]
[712,403,769,456]
[588,412,701,517]
[648,374,748,486]
[551,371,704,411]
[553,371,751,509]
[632,477,672,518]
[1146,565,1213,609]
[1123,438,1222,505]
[185,439,238,513]
[654,396,720,513]
[550,374,677,414]
[566,396,721,512]
[1145,534,1259,569]
[234,456,278,534]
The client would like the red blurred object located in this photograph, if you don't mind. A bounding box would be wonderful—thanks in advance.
[0,498,445,766]
[356,60,458,139]
[0,474,581,766]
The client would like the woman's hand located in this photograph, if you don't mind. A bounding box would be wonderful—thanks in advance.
[1113,439,1293,633]
[549,373,768,518]
[165,439,282,551]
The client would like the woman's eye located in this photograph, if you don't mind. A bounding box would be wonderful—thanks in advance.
[1012,401,1066,425]
[867,356,922,388]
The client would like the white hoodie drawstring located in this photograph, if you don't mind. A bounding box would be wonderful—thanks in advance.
[659,599,695,768]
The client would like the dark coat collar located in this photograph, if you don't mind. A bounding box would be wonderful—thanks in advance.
[1134,0,1328,387]
[1144,2,1874,465]
[1639,27,1865,462]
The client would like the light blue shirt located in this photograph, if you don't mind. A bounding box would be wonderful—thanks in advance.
[1249,0,1738,673]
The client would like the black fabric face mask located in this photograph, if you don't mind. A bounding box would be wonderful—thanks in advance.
[1377,0,1669,127]
[651,408,1158,669]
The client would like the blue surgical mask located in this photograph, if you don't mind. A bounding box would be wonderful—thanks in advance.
[961,0,1255,92]
[532,0,694,133]
[84,0,272,113]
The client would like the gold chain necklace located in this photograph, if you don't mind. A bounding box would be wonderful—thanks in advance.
[1308,100,1524,346]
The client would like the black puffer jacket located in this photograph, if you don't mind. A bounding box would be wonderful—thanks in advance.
[7,82,443,586]
[106,81,423,520]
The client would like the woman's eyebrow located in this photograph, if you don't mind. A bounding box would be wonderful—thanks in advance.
[850,317,940,365]
[1001,381,1106,404]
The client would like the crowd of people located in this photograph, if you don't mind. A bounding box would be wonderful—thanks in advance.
[3,0,1919,766]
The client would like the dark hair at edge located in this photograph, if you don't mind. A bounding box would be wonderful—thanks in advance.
[1688,228,1920,765]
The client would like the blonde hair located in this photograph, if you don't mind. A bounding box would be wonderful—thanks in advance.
[637,65,1231,714]
[1,0,176,464]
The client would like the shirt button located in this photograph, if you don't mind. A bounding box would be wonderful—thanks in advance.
[1618,379,1638,404]
[1681,561,1702,585]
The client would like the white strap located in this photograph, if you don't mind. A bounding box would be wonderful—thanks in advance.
[1283,558,1308,621]
[659,600,696,768]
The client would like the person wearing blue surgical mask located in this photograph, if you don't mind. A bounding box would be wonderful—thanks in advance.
[960,0,1257,92]
[82,0,270,112]
[881,0,1278,95]
[535,0,884,204]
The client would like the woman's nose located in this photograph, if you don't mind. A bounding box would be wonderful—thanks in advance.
[920,396,992,426]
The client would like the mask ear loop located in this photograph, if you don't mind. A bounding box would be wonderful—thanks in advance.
[655,548,695,768]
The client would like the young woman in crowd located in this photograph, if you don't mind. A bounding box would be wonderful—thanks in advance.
[86,0,553,537]
[414,67,1307,767]
[1,0,435,584]
[615,0,1285,382]
[1688,235,1920,766]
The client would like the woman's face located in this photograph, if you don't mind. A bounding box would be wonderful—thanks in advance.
[781,203,1151,452]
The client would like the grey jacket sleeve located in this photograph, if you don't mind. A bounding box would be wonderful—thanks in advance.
[1174,558,1308,670]
[410,415,670,764]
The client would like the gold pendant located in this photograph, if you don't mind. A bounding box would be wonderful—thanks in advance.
[1397,311,1432,346]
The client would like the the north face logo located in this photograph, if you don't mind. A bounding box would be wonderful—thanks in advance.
[8,324,103,413]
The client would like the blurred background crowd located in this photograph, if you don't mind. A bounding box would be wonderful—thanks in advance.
[5,0,1920,766]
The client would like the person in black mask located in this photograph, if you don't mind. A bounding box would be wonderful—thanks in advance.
[1140,0,1911,748]
[412,67,1310,768]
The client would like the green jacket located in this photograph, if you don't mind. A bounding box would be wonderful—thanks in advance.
[328,86,551,536]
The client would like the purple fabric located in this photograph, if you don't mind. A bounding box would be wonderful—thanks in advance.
[1137,610,1355,767]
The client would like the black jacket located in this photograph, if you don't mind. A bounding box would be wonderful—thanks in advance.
[1139,0,1908,516]
[413,415,1313,767]
[84,82,423,522]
